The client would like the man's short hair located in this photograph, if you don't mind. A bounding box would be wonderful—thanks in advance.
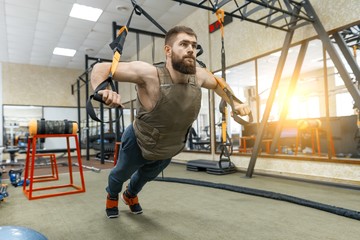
[165,26,197,46]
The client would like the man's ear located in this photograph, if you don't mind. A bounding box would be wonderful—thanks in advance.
[164,45,171,57]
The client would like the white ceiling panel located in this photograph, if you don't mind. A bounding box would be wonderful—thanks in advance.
[4,0,40,9]
[6,15,36,30]
[58,35,85,49]
[1,0,198,69]
[82,38,109,52]
[31,48,53,58]
[92,22,113,35]
[7,27,35,40]
[98,11,131,26]
[87,30,112,42]
[61,26,89,39]
[34,31,62,43]
[66,17,95,32]
[37,11,69,27]
[39,0,73,14]
[77,0,112,9]
[105,0,133,14]
[5,4,38,22]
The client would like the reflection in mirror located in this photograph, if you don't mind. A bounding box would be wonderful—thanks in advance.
[215,26,360,159]
[3,105,42,148]
[214,61,256,152]
[182,23,360,160]
[185,88,211,152]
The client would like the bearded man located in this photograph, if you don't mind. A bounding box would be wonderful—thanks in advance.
[91,26,250,218]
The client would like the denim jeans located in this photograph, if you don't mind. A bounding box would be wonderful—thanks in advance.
[106,124,171,197]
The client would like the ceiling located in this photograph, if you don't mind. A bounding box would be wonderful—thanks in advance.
[0,0,198,70]
[1,0,358,86]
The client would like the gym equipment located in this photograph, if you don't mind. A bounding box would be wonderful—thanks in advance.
[8,169,29,187]
[62,162,101,173]
[4,147,20,164]
[89,133,117,161]
[88,0,251,125]
[0,165,3,181]
[0,146,4,162]
[29,119,78,135]
[155,177,360,221]
[4,124,20,164]
[74,163,100,173]
[186,159,235,175]
[0,226,48,240]
[295,119,336,156]
[86,0,251,175]
[187,8,238,175]
[23,120,85,200]
[175,1,360,177]
[0,183,9,202]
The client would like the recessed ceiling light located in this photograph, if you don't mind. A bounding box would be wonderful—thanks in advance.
[53,47,76,57]
[116,5,129,12]
[70,3,103,22]
[85,48,94,53]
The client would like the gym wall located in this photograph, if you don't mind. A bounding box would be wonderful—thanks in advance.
[1,1,358,107]
[207,0,360,71]
[1,63,82,107]
[0,63,3,146]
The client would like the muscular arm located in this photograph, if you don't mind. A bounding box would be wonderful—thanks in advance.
[91,61,154,89]
[90,61,156,107]
[196,67,250,116]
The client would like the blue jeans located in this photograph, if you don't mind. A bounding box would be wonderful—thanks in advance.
[106,124,171,197]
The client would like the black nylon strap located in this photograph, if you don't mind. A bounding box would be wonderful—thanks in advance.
[64,119,69,134]
[86,7,135,123]
[39,118,45,134]
[131,0,167,34]
[86,77,121,123]
[109,8,135,52]
[226,90,254,125]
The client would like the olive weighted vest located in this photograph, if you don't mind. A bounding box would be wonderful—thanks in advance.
[133,66,202,160]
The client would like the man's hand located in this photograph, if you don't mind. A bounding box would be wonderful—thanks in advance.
[97,89,124,108]
[91,63,124,108]
[233,102,251,116]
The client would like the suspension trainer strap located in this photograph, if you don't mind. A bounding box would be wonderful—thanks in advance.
[86,77,118,123]
[214,8,253,126]
[131,0,167,34]
[130,0,207,67]
[86,8,136,123]
[215,75,254,125]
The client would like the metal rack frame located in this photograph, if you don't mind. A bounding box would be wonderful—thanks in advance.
[173,0,360,177]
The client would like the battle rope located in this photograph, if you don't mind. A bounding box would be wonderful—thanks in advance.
[155,176,360,221]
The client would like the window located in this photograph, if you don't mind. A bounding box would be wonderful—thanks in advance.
[336,92,355,116]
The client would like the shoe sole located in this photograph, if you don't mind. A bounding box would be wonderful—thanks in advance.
[106,214,119,219]
[121,194,143,215]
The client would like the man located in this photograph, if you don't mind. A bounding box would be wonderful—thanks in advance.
[91,26,250,218]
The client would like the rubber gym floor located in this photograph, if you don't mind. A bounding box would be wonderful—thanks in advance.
[1,157,359,240]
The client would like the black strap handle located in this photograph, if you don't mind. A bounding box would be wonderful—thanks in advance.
[86,77,122,123]
[223,88,253,125]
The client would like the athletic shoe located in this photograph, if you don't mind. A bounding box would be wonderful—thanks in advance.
[106,194,119,218]
[121,190,143,214]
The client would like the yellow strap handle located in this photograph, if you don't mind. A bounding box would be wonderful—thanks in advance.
[353,45,357,58]
[110,26,128,77]
[216,9,225,38]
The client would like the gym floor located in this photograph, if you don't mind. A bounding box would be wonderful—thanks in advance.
[1,158,359,240]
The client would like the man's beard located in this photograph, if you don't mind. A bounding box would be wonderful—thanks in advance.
[171,53,196,74]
